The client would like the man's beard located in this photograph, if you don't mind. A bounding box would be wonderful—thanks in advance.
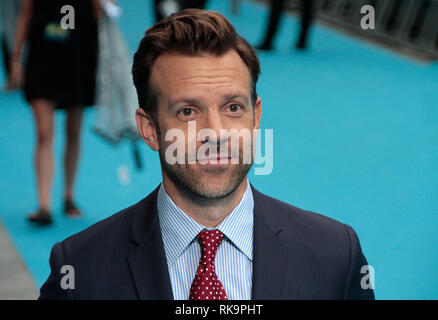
[158,147,253,204]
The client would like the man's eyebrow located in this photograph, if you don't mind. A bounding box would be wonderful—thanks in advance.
[168,93,250,109]
[168,98,203,109]
[222,93,250,104]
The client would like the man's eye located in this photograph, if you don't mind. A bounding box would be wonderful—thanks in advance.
[227,104,242,112]
[179,108,194,117]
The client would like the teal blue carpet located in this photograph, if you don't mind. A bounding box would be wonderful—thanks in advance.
[0,0,437,299]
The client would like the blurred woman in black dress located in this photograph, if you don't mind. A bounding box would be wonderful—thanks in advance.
[8,0,99,225]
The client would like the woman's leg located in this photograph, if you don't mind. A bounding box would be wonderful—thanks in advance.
[63,108,84,209]
[30,99,55,212]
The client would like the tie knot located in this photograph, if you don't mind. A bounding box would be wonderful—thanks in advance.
[196,230,224,263]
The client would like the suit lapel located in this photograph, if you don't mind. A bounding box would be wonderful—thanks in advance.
[127,186,173,300]
[251,186,288,300]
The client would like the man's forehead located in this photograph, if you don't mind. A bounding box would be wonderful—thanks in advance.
[150,49,250,86]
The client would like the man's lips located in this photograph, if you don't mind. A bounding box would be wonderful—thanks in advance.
[197,156,235,164]
[200,156,231,160]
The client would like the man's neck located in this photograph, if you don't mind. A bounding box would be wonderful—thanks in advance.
[161,177,248,228]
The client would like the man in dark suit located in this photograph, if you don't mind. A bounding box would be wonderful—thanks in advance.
[256,0,315,50]
[39,9,374,300]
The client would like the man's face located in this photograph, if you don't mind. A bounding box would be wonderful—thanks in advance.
[138,49,261,200]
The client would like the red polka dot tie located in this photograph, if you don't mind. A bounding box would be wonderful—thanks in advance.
[189,230,228,300]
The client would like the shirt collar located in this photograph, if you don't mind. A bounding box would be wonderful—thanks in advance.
[157,181,254,267]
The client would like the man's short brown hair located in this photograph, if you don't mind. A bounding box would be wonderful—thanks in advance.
[132,9,260,123]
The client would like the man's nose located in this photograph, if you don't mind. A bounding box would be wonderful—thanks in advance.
[198,110,226,145]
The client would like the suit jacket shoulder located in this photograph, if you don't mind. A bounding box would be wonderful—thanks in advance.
[39,187,167,300]
[251,186,374,299]
[254,189,347,233]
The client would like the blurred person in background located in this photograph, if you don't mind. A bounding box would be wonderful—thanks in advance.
[0,0,22,88]
[153,0,208,22]
[256,0,315,51]
[8,0,99,225]
[93,0,142,168]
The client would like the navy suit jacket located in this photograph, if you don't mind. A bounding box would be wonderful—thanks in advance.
[39,185,375,300]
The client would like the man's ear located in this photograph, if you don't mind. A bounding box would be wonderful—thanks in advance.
[253,96,262,129]
[135,108,160,151]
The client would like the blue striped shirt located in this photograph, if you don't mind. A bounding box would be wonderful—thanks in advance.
[157,181,254,300]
